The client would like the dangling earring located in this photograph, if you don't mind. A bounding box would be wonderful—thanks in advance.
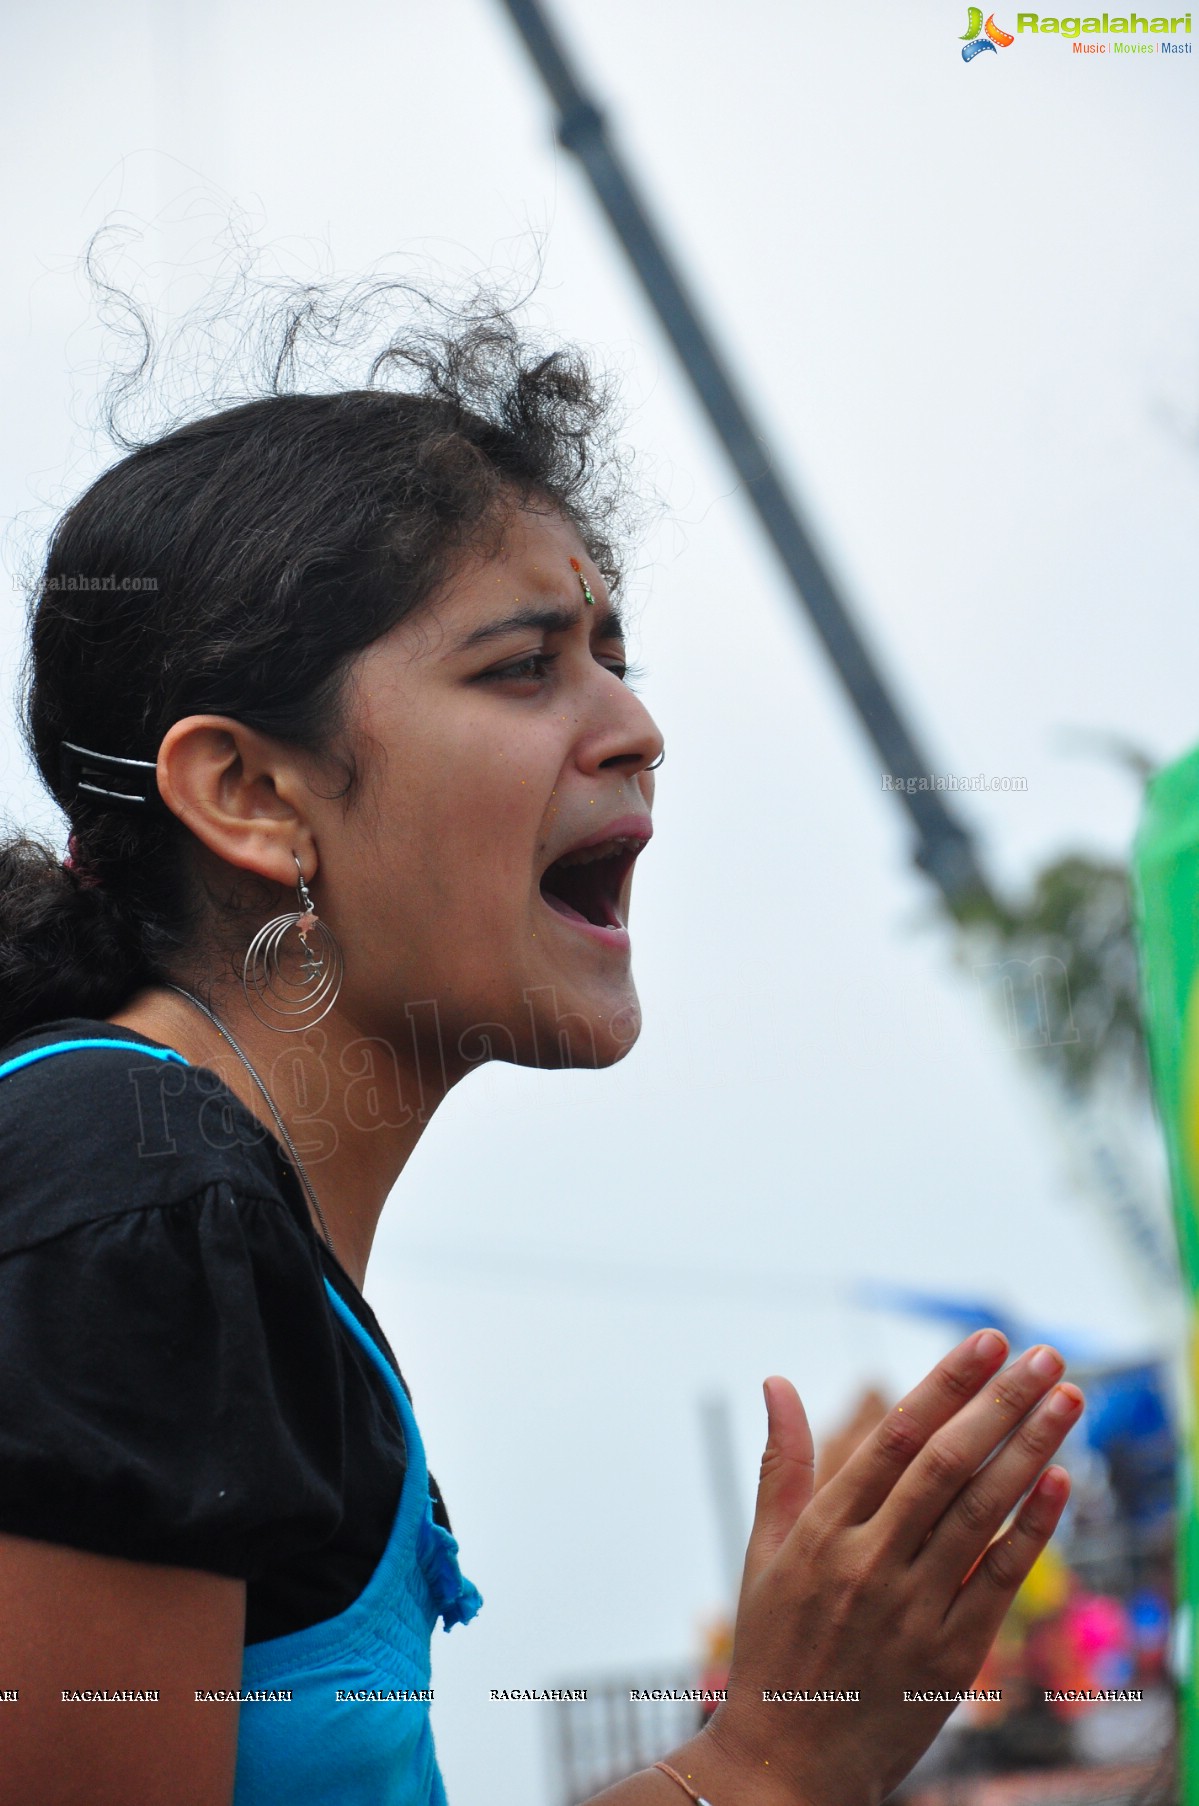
[242,853,344,1032]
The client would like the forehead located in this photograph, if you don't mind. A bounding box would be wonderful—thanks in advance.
[444,505,594,612]
[352,507,616,702]
[406,505,618,657]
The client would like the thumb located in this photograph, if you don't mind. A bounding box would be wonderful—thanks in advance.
[743,1376,815,1585]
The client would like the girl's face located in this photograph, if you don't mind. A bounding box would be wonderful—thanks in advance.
[319,505,663,1075]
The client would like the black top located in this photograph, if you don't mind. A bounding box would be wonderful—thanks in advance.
[0,1016,449,1645]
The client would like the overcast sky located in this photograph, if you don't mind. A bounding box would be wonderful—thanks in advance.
[3,2,1198,1798]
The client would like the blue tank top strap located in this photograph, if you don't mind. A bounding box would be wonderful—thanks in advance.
[320,1279,436,1588]
[0,1037,190,1082]
[322,1284,483,1631]
[234,1278,481,1804]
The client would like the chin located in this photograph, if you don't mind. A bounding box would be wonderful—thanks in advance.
[521,985,642,1072]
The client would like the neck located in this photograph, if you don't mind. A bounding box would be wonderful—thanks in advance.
[107,983,447,1289]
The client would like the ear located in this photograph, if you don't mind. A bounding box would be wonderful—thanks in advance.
[155,716,317,887]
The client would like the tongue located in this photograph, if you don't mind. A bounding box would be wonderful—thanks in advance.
[542,890,592,926]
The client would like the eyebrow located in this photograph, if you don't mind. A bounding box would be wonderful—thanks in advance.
[453,601,625,652]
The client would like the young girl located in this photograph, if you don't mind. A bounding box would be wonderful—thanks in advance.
[0,320,1082,1805]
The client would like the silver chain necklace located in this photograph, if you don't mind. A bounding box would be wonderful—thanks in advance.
[163,982,337,1258]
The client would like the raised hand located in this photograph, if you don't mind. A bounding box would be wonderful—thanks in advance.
[704,1330,1082,1806]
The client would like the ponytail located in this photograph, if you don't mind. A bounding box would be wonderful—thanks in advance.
[0,836,157,1043]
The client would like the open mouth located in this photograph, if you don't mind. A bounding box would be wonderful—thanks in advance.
[539,836,645,932]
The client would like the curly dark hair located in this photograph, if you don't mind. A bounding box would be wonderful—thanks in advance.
[0,301,629,1045]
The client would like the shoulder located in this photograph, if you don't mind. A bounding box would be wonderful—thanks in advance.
[0,1016,296,1257]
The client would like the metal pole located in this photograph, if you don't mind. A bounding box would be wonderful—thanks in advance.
[497,0,996,915]
[699,1395,749,1605]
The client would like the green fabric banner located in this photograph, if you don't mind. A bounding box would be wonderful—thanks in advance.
[1130,741,1199,1792]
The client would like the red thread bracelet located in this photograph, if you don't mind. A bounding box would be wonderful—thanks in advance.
[654,1761,713,1805]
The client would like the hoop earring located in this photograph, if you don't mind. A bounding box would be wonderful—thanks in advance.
[242,854,344,1033]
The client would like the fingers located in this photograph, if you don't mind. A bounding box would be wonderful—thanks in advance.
[742,1376,815,1586]
[949,1464,1072,1640]
[814,1387,889,1493]
[815,1329,1010,1526]
[878,1344,1075,1556]
[916,1381,1084,1582]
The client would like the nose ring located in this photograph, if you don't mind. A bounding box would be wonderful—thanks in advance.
[646,749,665,771]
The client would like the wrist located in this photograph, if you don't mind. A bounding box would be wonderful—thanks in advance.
[691,1708,880,1806]
[657,1724,800,1806]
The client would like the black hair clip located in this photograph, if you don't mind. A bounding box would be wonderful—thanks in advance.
[60,740,168,813]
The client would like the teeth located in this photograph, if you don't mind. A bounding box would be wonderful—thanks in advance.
[553,836,641,868]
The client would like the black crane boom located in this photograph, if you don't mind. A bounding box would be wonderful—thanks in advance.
[498,0,996,914]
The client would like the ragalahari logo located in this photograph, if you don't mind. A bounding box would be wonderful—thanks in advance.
[961,7,1017,56]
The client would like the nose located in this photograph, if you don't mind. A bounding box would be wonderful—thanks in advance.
[577,677,664,781]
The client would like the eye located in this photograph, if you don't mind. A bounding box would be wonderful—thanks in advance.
[604,657,645,691]
[479,652,558,683]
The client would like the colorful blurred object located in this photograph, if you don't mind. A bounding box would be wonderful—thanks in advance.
[1016,1547,1072,1623]
[697,1616,732,1723]
[1130,738,1199,1802]
[1071,1360,1176,1531]
[1062,1593,1133,1691]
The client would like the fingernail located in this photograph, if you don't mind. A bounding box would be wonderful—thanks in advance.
[1047,1383,1083,1417]
[975,1330,1006,1361]
[1029,1345,1065,1381]
[1036,1466,1069,1502]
